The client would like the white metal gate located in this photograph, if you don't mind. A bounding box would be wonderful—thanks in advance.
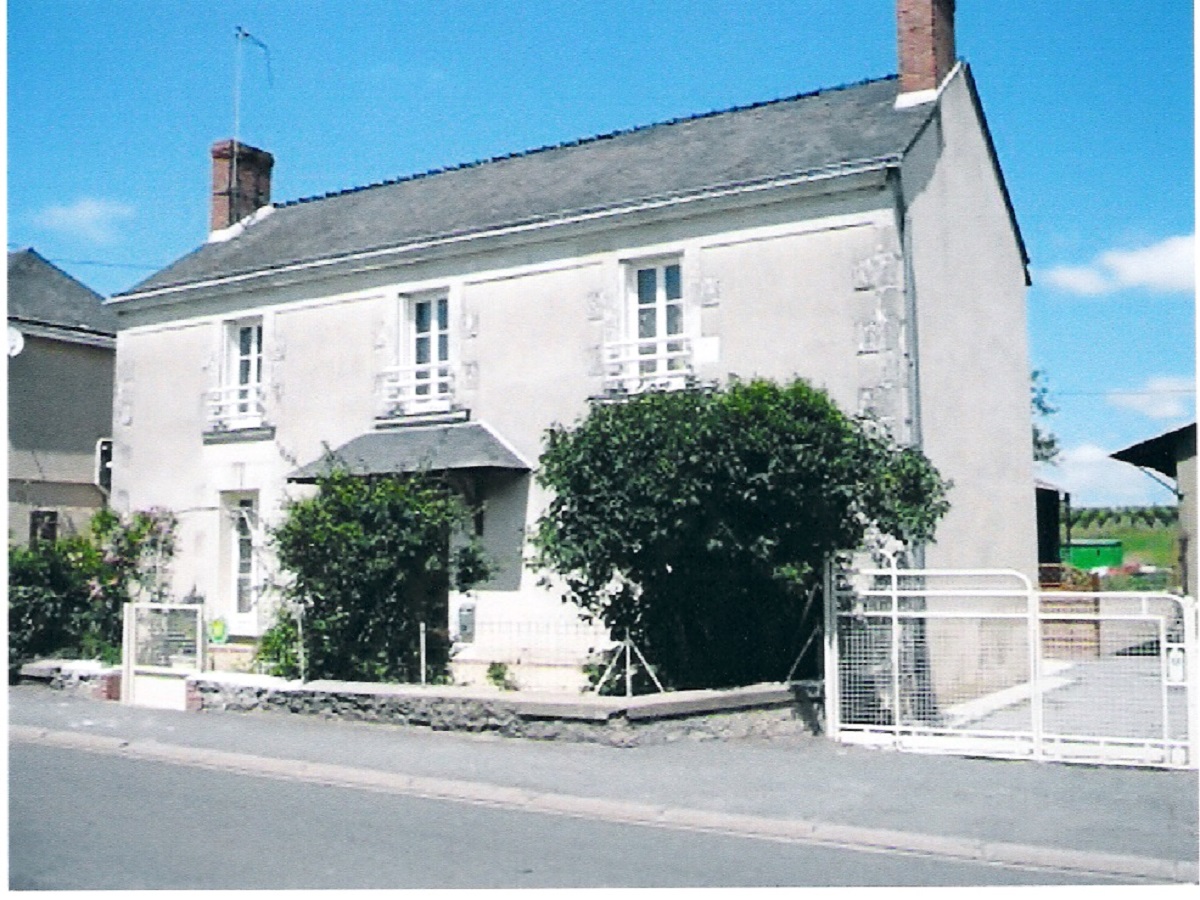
[824,562,1198,769]
[121,602,206,710]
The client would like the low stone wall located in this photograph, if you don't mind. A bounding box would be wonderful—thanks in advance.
[19,660,823,746]
[18,659,121,701]
[189,673,824,747]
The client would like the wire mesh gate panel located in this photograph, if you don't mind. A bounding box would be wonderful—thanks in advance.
[824,563,1198,769]
[121,603,206,710]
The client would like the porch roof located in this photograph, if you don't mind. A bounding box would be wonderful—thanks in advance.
[288,422,531,482]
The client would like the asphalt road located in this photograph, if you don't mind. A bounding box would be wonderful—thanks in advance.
[10,742,1122,890]
[9,685,1197,887]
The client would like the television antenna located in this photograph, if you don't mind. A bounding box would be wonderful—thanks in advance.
[229,26,273,225]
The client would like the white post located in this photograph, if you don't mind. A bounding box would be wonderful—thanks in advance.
[296,606,306,683]
[419,621,427,685]
[823,558,840,737]
[1028,580,1044,761]
[1185,597,1199,768]
[625,634,633,697]
[121,602,134,704]
[889,561,901,733]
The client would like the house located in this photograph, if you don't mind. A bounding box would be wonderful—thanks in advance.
[107,0,1037,684]
[8,248,116,545]
[1111,422,1197,596]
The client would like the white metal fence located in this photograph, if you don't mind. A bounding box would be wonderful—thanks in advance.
[824,562,1198,769]
[122,602,206,710]
[458,618,614,666]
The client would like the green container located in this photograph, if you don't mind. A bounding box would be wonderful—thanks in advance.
[1061,539,1124,570]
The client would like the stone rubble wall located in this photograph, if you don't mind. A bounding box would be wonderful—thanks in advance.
[187,674,823,746]
[18,659,121,701]
[20,661,823,747]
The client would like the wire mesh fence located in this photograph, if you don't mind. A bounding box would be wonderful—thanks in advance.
[461,619,616,666]
[828,562,1197,768]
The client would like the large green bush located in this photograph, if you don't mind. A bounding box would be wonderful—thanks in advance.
[533,378,950,690]
[8,507,177,678]
[265,468,489,683]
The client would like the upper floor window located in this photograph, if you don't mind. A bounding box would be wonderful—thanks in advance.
[207,318,266,431]
[605,259,694,394]
[378,292,458,420]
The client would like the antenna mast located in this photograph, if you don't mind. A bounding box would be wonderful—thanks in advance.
[229,26,271,228]
[230,27,245,226]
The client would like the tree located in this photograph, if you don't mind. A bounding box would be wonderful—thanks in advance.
[267,467,489,683]
[1031,369,1060,464]
[532,378,951,690]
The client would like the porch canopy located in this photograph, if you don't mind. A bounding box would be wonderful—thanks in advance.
[288,422,531,483]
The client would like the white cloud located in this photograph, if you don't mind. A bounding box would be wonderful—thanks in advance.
[32,197,135,244]
[1041,234,1195,296]
[1043,443,1176,506]
[1107,376,1196,420]
[1041,265,1112,295]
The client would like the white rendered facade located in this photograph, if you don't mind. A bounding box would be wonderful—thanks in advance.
[109,66,1035,686]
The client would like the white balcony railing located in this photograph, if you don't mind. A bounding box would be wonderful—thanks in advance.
[377,363,457,419]
[205,383,266,431]
[602,337,694,395]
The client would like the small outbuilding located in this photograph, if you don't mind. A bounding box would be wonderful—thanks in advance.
[1111,422,1197,596]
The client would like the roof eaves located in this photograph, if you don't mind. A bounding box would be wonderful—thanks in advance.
[8,317,117,348]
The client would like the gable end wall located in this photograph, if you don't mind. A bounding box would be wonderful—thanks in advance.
[903,68,1036,577]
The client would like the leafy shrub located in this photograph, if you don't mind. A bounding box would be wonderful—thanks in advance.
[533,378,950,691]
[485,661,518,691]
[7,507,177,679]
[254,605,302,679]
[266,467,490,683]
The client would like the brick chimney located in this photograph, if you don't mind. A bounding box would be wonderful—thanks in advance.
[210,139,274,232]
[898,0,957,96]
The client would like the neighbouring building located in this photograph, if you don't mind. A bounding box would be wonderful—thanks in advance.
[1112,422,1198,597]
[8,248,116,545]
[107,0,1037,685]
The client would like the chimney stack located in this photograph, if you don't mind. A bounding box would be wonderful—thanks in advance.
[897,0,957,97]
[210,139,274,232]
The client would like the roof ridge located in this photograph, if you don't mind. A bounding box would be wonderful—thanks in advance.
[278,74,899,209]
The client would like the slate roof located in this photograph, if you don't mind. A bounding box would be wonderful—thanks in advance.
[8,249,116,335]
[123,75,936,297]
[289,422,532,482]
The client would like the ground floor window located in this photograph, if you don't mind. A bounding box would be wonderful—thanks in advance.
[29,510,58,545]
[222,492,261,632]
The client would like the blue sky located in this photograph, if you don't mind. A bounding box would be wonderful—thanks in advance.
[7,1,1195,506]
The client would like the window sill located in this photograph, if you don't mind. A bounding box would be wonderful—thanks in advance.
[203,425,277,445]
[374,408,470,429]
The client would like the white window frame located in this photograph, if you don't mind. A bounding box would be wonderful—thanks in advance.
[605,257,694,394]
[378,291,457,418]
[208,318,266,430]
